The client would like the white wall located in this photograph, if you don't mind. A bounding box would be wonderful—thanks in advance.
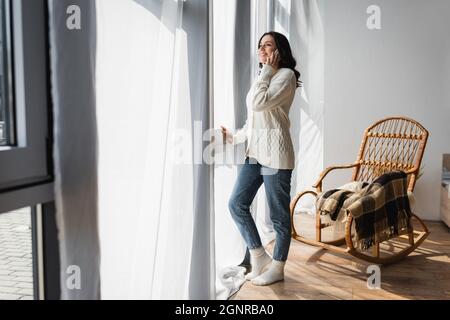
[321,0,450,220]
[445,16,450,121]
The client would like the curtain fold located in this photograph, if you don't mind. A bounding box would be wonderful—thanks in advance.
[213,0,249,300]
[48,0,100,300]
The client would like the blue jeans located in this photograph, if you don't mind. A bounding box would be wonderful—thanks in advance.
[228,157,293,262]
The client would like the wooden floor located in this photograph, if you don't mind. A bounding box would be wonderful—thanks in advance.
[232,217,450,300]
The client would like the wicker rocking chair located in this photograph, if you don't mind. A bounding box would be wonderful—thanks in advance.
[290,116,430,264]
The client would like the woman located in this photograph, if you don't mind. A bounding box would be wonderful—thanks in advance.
[221,31,301,286]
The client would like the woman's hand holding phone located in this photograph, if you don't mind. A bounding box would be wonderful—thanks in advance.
[266,49,280,70]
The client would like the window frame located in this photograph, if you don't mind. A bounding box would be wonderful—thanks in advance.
[0,0,15,146]
[0,0,53,194]
[0,0,58,300]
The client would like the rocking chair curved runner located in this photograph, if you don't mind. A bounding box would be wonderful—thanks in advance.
[290,116,430,264]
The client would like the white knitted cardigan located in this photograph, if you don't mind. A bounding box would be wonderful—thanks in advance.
[232,63,297,170]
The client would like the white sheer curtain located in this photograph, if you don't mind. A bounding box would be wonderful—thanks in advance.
[213,0,324,299]
[213,0,277,300]
[52,0,213,300]
[96,0,213,299]
[212,0,247,300]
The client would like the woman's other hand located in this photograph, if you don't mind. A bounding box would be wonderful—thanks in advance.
[220,126,233,144]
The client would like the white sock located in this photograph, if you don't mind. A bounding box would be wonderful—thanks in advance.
[244,247,272,280]
[251,260,285,286]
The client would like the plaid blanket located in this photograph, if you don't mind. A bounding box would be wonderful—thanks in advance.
[317,171,412,250]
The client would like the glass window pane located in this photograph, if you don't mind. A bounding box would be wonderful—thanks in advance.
[0,0,14,146]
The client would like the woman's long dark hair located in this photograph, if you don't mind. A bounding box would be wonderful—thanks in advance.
[258,31,302,88]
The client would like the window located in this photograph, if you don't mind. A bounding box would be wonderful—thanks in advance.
[0,0,53,192]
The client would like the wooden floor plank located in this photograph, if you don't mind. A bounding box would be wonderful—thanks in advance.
[232,221,450,300]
